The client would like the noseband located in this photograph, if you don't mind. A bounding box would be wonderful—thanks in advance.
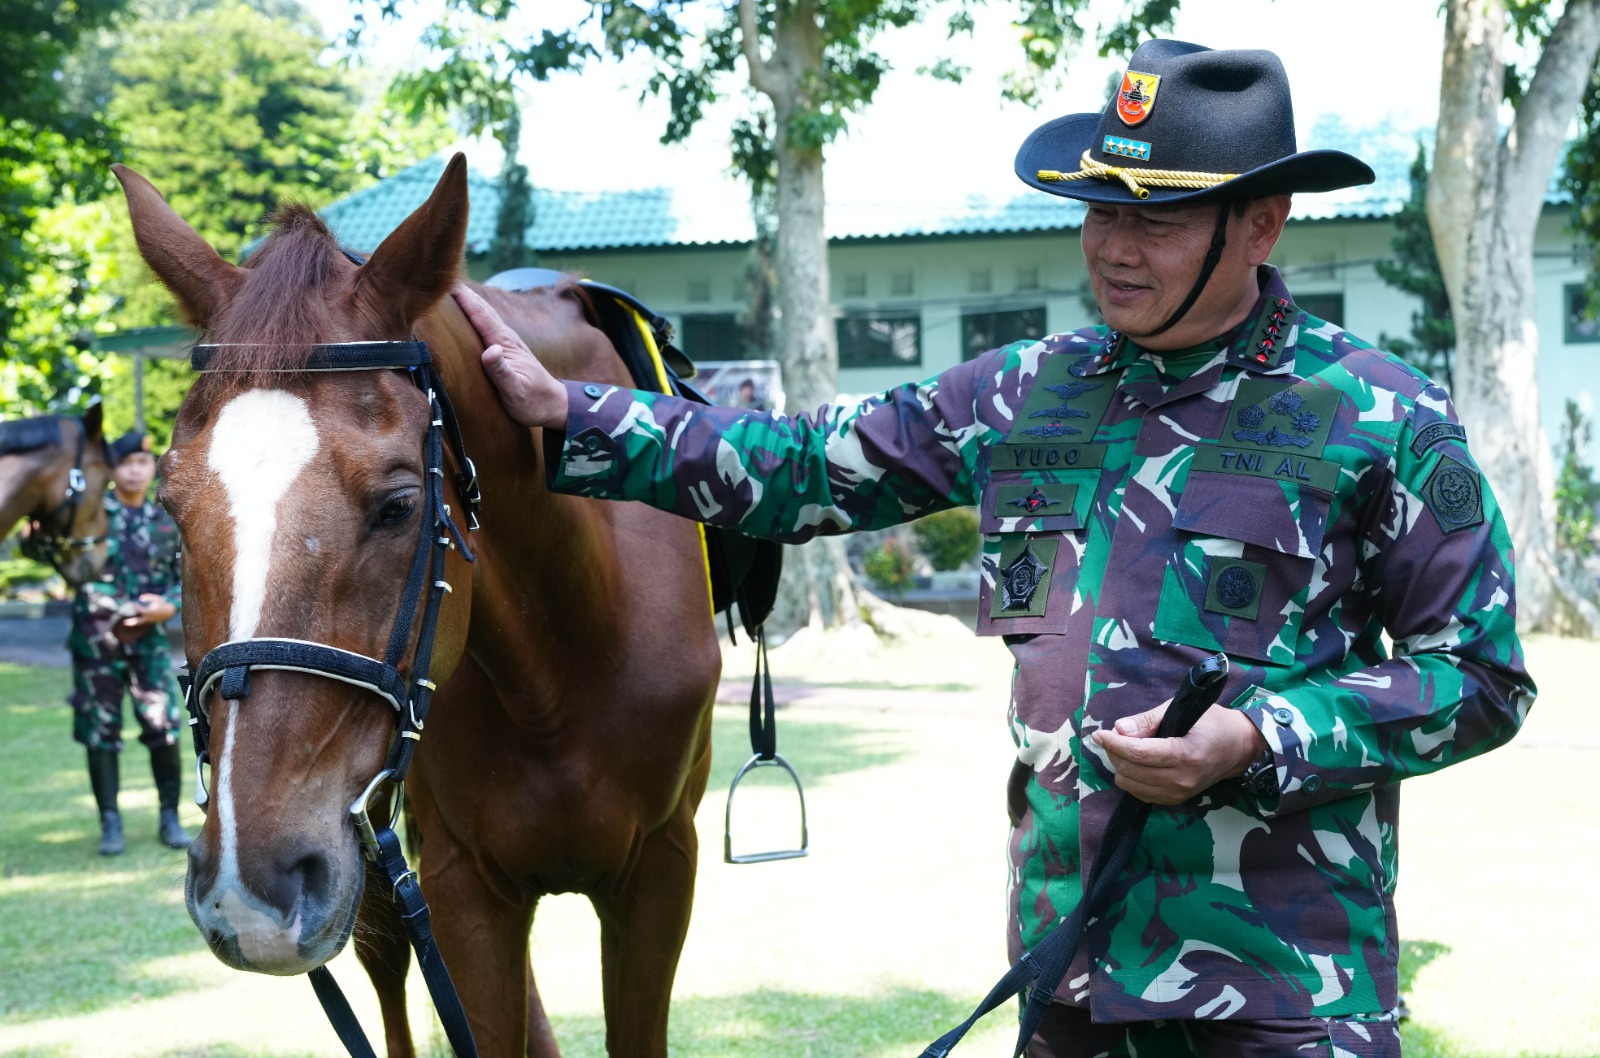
[20,417,108,571]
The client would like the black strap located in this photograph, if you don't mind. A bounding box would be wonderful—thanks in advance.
[306,825,480,1058]
[919,653,1230,1058]
[191,341,432,373]
[1143,204,1232,339]
[748,628,776,761]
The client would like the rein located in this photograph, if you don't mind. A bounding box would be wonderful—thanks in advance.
[181,334,482,1058]
[20,416,108,571]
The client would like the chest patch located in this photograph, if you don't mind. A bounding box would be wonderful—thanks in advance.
[1191,380,1341,492]
[992,537,1058,618]
[1205,558,1266,620]
[1007,356,1123,447]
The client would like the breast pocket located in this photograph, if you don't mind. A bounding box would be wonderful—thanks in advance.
[975,469,1099,637]
[1153,469,1331,665]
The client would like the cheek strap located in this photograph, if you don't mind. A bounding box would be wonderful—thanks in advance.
[1142,203,1232,339]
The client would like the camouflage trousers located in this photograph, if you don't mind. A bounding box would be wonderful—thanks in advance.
[68,631,182,753]
[1025,1000,1402,1057]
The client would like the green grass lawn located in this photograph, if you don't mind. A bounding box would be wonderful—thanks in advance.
[1,630,1597,1057]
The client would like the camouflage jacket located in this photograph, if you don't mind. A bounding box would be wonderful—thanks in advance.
[545,267,1533,1022]
[71,495,182,650]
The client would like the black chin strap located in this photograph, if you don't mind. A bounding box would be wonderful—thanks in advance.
[1141,203,1232,339]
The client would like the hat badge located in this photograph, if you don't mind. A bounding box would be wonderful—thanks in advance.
[1116,70,1160,127]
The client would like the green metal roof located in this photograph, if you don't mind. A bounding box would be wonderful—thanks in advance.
[306,119,1524,255]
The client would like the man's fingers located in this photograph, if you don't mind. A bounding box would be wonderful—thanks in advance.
[452,284,521,348]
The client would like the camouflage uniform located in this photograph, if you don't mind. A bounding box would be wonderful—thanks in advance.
[542,266,1532,1026]
[68,494,183,752]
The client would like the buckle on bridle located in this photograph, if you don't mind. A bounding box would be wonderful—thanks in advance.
[349,768,401,863]
[67,467,86,499]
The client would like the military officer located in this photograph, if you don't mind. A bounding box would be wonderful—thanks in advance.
[70,429,190,855]
[456,40,1533,1057]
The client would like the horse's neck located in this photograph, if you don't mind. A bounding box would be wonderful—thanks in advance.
[0,453,50,536]
[427,307,632,686]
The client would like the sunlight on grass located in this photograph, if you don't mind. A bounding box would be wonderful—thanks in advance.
[2,636,1598,1057]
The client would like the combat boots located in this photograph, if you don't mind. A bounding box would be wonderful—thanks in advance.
[86,749,124,856]
[150,741,192,849]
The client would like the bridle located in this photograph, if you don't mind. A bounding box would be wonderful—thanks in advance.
[19,417,109,572]
[179,332,484,1058]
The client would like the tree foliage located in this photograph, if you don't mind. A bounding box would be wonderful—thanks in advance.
[2,0,455,423]
[1556,397,1600,557]
[0,0,128,368]
[1375,143,1455,389]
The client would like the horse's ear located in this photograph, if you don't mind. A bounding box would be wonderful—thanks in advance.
[353,153,470,329]
[83,401,103,442]
[112,164,244,328]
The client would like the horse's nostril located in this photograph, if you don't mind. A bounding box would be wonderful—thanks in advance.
[295,852,331,904]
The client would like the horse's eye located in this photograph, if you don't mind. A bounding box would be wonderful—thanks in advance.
[376,493,416,527]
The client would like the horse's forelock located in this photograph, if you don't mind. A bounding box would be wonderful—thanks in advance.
[202,205,347,377]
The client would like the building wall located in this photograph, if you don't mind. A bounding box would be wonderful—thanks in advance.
[470,212,1600,465]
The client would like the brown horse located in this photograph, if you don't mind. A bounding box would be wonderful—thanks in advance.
[0,404,111,586]
[113,155,722,1057]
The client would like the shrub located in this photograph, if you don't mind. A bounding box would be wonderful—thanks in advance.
[862,538,916,596]
[912,506,980,571]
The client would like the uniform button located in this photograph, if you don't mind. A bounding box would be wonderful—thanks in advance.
[1272,707,1294,725]
[1303,775,1322,794]
[583,384,604,398]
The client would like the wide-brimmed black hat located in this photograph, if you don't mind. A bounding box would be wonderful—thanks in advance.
[1015,39,1374,205]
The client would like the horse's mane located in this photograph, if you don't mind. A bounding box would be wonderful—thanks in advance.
[203,204,345,375]
[0,416,62,457]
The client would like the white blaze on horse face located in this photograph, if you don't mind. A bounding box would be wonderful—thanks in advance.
[203,389,319,953]
[207,389,320,641]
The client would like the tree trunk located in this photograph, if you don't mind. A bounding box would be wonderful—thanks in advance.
[743,0,865,639]
[1429,0,1600,636]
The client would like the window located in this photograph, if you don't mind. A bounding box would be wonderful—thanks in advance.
[680,313,743,361]
[1566,283,1600,343]
[837,313,922,368]
[1016,265,1041,292]
[1297,293,1344,328]
[842,273,868,298]
[969,268,992,294]
[961,306,1046,361]
[890,271,915,297]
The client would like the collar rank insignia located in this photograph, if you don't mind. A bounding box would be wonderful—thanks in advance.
[1116,71,1161,127]
[1008,488,1061,514]
[999,542,1050,612]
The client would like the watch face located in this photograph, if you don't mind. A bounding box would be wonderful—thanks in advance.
[1242,758,1279,798]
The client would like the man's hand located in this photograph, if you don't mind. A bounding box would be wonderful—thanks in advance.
[451,284,569,429]
[125,593,177,628]
[1091,702,1267,805]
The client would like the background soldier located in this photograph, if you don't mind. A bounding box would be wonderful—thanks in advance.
[70,429,189,855]
[457,40,1533,1057]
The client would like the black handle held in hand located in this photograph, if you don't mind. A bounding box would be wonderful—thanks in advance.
[1153,652,1230,739]
[917,651,1232,1058]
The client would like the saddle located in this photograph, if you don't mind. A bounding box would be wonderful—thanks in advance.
[487,269,783,640]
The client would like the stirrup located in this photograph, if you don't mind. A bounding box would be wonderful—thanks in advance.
[723,752,809,864]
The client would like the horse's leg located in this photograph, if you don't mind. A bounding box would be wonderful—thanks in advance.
[354,870,416,1058]
[526,949,561,1058]
[422,842,538,1057]
[589,801,701,1058]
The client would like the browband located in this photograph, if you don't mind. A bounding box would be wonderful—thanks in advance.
[191,341,431,373]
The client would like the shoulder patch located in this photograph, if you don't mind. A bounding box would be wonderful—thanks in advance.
[1410,421,1466,458]
[1422,456,1484,534]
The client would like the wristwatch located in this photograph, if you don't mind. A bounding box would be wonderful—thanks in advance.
[1238,746,1279,800]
